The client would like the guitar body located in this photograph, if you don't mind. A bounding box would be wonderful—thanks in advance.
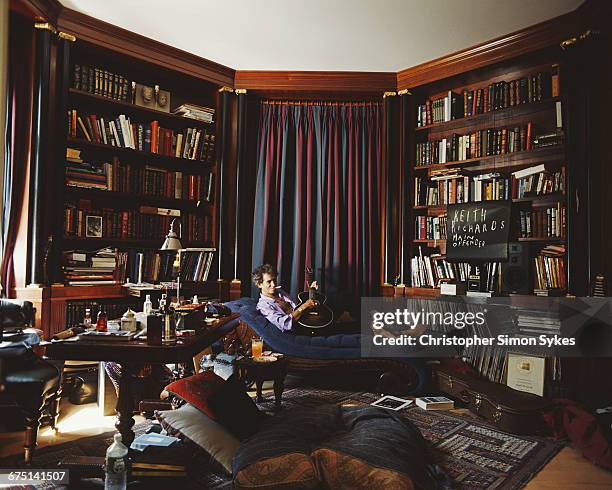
[296,268,334,330]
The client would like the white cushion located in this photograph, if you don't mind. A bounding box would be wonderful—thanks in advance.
[157,402,240,474]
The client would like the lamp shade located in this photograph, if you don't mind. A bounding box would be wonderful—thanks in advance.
[161,218,183,250]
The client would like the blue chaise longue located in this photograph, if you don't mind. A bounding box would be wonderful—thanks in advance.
[223,298,429,395]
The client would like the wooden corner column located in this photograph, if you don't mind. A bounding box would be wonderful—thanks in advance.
[228,88,248,300]
[29,22,56,286]
[381,91,400,296]
[216,86,234,296]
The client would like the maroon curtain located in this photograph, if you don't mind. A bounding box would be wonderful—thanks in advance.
[252,101,383,308]
[1,14,35,296]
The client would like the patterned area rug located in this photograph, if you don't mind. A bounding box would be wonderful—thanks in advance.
[256,387,564,490]
[0,386,563,489]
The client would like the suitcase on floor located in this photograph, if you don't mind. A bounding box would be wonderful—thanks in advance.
[432,364,552,435]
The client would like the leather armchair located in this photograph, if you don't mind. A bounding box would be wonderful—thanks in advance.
[0,299,62,464]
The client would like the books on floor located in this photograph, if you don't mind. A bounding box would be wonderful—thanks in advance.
[416,396,455,410]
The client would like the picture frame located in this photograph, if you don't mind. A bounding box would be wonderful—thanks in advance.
[370,395,413,411]
[505,352,546,397]
[85,215,103,238]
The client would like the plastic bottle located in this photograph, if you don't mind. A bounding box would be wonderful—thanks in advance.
[83,308,92,327]
[192,295,199,305]
[104,433,128,490]
[96,310,108,332]
[143,295,153,316]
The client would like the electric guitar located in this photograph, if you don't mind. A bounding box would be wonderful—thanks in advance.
[296,268,334,330]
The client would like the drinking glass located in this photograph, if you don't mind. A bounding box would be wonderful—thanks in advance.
[251,337,263,358]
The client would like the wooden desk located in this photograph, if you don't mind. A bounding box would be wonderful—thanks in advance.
[43,313,239,447]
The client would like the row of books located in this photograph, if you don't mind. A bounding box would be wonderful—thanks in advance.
[414,171,510,206]
[73,65,131,102]
[65,299,141,327]
[416,69,556,126]
[414,215,447,241]
[63,204,212,243]
[68,109,216,163]
[518,205,565,238]
[513,165,565,199]
[177,249,215,282]
[66,154,214,202]
[410,251,471,288]
[62,247,122,286]
[415,123,532,166]
[122,248,216,283]
[534,254,566,290]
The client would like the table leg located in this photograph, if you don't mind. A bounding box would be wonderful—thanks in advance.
[273,376,284,410]
[115,363,135,448]
[255,380,264,403]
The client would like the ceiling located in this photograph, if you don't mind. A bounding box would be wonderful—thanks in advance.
[58,0,584,72]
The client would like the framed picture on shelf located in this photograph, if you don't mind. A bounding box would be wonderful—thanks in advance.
[85,215,103,238]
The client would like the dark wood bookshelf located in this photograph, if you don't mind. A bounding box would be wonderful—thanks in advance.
[406,54,568,299]
[67,138,214,172]
[65,186,213,210]
[68,88,215,129]
[415,97,562,133]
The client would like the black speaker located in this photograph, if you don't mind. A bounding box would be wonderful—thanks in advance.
[502,242,531,294]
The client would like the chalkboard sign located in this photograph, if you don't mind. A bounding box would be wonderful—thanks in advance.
[446,201,511,261]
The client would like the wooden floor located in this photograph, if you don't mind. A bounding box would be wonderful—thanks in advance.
[1,399,611,488]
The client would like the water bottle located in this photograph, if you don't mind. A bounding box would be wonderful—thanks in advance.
[105,433,128,490]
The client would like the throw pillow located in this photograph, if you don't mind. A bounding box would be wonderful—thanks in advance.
[208,373,261,440]
[164,371,224,419]
[156,402,240,475]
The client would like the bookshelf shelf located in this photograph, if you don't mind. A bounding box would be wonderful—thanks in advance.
[67,138,215,172]
[62,236,212,248]
[413,239,446,246]
[68,88,215,129]
[415,97,562,133]
[512,193,565,204]
[517,237,565,242]
[65,186,213,210]
[413,145,565,172]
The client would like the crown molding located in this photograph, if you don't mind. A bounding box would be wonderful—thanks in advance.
[397,7,587,90]
[235,71,396,93]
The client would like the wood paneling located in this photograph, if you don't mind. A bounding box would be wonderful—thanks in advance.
[56,8,234,87]
[235,71,395,94]
[397,8,585,90]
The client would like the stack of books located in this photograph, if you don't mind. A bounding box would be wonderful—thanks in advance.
[65,147,109,191]
[173,103,215,123]
[63,248,121,286]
